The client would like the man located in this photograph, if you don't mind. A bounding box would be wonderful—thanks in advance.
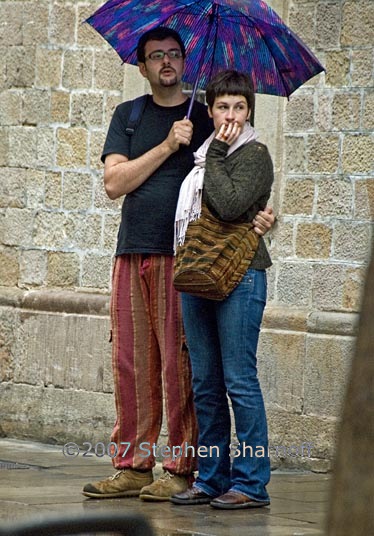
[83,27,275,502]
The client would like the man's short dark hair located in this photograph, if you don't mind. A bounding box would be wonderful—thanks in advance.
[137,27,186,63]
[205,70,255,113]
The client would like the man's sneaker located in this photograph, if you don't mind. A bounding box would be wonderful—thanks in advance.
[82,469,153,499]
[139,471,190,501]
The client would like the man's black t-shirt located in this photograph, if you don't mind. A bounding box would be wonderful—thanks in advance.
[102,95,213,256]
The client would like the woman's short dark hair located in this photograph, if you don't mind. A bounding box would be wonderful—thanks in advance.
[205,70,255,112]
[137,27,186,63]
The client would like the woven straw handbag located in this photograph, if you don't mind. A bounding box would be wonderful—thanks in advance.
[173,203,259,300]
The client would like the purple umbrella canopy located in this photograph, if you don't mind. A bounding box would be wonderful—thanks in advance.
[86,0,325,100]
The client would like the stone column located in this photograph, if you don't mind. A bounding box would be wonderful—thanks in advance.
[327,243,374,535]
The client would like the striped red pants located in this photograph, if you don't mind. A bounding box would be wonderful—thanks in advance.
[110,254,198,474]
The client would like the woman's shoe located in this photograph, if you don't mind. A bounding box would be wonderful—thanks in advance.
[170,485,214,505]
[210,490,270,510]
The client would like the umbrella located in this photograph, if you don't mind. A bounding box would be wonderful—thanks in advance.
[86,0,325,116]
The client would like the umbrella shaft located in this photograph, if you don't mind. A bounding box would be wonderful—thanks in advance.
[187,4,217,119]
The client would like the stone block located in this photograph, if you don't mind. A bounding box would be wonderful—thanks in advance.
[0,168,27,209]
[62,50,93,90]
[342,267,366,312]
[351,49,373,87]
[304,334,355,418]
[77,3,107,47]
[14,310,111,391]
[307,311,358,337]
[277,262,313,306]
[37,127,55,169]
[0,2,23,45]
[35,48,63,89]
[271,221,294,258]
[103,214,121,252]
[0,90,22,126]
[33,211,67,248]
[282,178,315,215]
[104,95,123,126]
[267,408,338,469]
[342,135,374,174]
[362,90,374,131]
[316,1,341,49]
[25,169,45,209]
[331,92,361,131]
[0,247,19,287]
[284,136,306,173]
[258,331,305,413]
[288,4,316,51]
[333,222,372,263]
[0,307,19,381]
[296,223,332,259]
[2,208,34,247]
[5,46,36,89]
[316,178,352,217]
[325,51,350,87]
[22,1,49,46]
[312,264,349,311]
[56,127,88,168]
[316,91,332,132]
[94,50,124,91]
[341,0,373,46]
[45,172,62,209]
[49,1,76,46]
[63,172,93,210]
[285,92,314,132]
[71,92,104,127]
[64,213,103,250]
[81,254,112,289]
[262,306,308,333]
[8,127,37,168]
[22,89,50,126]
[47,252,80,287]
[354,179,374,220]
[0,383,115,445]
[265,263,276,303]
[50,91,70,124]
[90,130,107,170]
[307,134,340,173]
[19,250,47,287]
[123,64,150,101]
[0,128,9,167]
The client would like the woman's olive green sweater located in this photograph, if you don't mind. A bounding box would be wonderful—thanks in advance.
[203,138,274,269]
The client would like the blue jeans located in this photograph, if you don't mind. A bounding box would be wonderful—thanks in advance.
[181,268,270,502]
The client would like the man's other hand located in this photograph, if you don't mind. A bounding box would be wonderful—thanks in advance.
[252,206,276,236]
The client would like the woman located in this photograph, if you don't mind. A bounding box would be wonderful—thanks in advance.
[171,70,274,509]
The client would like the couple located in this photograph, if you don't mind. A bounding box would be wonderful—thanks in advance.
[83,27,274,510]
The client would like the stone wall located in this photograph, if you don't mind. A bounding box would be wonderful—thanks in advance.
[0,0,373,471]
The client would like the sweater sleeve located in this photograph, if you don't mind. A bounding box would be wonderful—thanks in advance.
[203,139,274,221]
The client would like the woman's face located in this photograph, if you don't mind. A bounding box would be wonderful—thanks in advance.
[208,94,250,134]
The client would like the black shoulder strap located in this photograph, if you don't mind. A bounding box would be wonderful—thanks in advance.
[125,95,148,136]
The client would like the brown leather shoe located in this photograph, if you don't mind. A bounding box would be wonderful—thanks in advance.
[210,490,270,510]
[170,485,214,505]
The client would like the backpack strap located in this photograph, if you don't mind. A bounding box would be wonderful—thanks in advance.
[125,95,148,136]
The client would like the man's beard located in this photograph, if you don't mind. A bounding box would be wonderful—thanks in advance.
[159,72,178,87]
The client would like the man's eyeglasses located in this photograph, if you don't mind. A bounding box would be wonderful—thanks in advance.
[145,49,183,62]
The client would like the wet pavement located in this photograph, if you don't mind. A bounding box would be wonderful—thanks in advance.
[0,438,330,535]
